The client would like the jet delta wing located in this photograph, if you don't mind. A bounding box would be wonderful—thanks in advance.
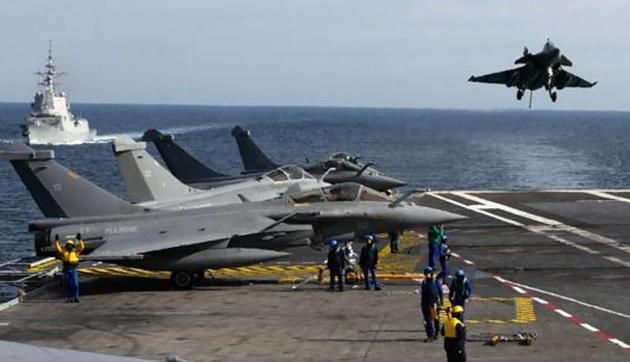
[112,135,328,210]
[468,67,523,86]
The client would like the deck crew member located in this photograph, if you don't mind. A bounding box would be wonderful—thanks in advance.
[327,239,345,292]
[359,234,381,290]
[388,230,400,254]
[54,233,85,303]
[449,269,472,319]
[343,241,359,286]
[438,235,452,285]
[420,266,443,342]
[441,305,467,362]
[427,224,444,269]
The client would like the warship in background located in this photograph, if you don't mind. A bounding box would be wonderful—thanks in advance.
[21,43,96,145]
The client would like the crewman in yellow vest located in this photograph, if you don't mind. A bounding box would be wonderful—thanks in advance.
[54,233,85,303]
[441,305,467,362]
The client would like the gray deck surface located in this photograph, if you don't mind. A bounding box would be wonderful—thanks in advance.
[0,190,628,361]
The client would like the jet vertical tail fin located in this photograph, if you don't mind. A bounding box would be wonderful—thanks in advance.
[113,135,199,203]
[142,129,227,183]
[0,142,143,218]
[231,126,279,173]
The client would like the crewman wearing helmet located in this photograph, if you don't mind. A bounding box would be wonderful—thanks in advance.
[420,266,443,342]
[326,239,346,292]
[449,269,473,320]
[441,305,467,362]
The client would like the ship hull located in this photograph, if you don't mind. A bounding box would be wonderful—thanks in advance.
[25,120,97,145]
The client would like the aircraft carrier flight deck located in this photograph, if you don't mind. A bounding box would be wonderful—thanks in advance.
[1,189,628,361]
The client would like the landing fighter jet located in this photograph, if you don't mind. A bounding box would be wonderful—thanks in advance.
[469,40,596,105]
[231,126,406,192]
[141,128,406,193]
[0,142,465,289]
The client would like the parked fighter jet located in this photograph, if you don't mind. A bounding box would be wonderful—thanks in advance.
[112,135,327,209]
[142,128,405,193]
[0,142,465,289]
[468,40,596,105]
[231,126,406,192]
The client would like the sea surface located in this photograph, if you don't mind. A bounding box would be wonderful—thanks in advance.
[1,103,629,265]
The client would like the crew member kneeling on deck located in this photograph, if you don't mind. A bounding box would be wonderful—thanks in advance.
[54,233,85,303]
[441,305,466,362]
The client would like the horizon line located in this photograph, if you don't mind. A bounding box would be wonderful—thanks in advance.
[0,101,628,114]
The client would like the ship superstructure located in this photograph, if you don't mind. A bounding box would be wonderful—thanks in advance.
[21,43,96,145]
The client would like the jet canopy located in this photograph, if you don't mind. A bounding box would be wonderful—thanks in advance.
[323,152,384,175]
[290,182,391,203]
[262,165,315,182]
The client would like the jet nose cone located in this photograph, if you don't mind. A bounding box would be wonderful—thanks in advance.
[367,175,407,191]
[386,176,407,189]
[428,209,467,225]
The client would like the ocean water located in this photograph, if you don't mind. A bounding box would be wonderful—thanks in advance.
[1,103,630,263]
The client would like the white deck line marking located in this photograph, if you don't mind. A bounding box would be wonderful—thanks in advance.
[431,189,630,195]
[608,338,630,349]
[493,275,506,283]
[463,259,474,265]
[498,277,630,319]
[580,323,599,332]
[603,256,630,268]
[585,190,630,203]
[532,297,548,305]
[555,309,573,318]
[512,286,527,294]
[429,193,600,255]
[429,193,523,227]
[541,233,599,255]
[451,192,630,255]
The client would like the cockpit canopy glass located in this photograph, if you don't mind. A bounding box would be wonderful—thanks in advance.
[290,183,391,203]
[263,165,315,182]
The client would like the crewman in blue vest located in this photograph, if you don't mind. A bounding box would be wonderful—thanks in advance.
[449,269,473,320]
[327,239,345,292]
[438,235,452,285]
[359,234,381,290]
[420,266,443,342]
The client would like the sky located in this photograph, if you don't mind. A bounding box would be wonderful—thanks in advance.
[0,1,628,111]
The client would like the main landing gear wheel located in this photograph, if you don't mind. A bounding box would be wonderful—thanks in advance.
[171,271,194,290]
[550,92,557,102]
[516,90,524,100]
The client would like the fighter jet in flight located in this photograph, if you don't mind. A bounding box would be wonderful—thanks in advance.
[469,40,596,105]
[141,128,406,193]
[0,142,465,289]
[231,126,406,192]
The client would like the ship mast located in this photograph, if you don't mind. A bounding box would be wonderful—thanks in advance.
[36,40,59,94]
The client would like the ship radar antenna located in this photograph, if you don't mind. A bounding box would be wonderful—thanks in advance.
[36,40,65,93]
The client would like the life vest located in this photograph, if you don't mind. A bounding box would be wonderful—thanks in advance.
[55,239,85,269]
[444,317,465,338]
